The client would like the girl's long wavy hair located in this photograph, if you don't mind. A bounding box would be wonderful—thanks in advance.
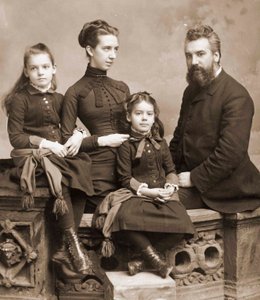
[2,43,57,115]
[124,91,164,138]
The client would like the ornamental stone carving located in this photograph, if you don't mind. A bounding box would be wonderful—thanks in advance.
[0,219,37,288]
[167,231,223,286]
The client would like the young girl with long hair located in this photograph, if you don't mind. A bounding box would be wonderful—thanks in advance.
[95,92,195,278]
[2,43,94,275]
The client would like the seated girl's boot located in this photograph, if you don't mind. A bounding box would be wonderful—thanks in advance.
[64,227,90,274]
[142,245,173,278]
[52,244,70,266]
[128,258,145,276]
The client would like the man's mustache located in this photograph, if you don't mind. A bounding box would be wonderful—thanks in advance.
[189,65,204,73]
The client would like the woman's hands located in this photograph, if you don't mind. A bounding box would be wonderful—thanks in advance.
[65,132,129,157]
[44,132,129,158]
[64,131,84,156]
[98,133,129,147]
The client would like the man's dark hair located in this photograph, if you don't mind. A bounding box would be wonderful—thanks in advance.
[185,24,221,62]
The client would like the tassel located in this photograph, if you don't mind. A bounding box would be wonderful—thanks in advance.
[22,193,34,209]
[52,197,69,216]
[95,215,106,229]
[101,238,115,257]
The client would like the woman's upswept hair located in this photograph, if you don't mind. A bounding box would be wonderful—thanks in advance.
[2,43,56,114]
[185,24,221,61]
[78,19,119,56]
[124,91,164,138]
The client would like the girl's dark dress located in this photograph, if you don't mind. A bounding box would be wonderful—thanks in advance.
[112,131,195,236]
[61,65,130,202]
[7,84,94,196]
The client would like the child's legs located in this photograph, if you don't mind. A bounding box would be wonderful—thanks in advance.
[71,190,87,231]
[115,230,184,253]
[56,185,74,230]
[146,232,184,252]
[114,230,152,252]
[53,186,90,273]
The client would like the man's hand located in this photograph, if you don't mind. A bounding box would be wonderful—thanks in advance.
[178,172,194,187]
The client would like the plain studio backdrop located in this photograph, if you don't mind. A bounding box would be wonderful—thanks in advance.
[0,0,259,168]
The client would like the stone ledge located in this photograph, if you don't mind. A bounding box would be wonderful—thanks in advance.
[0,187,50,198]
[225,206,260,220]
[225,277,260,300]
[106,271,176,300]
[187,208,222,223]
[80,208,222,229]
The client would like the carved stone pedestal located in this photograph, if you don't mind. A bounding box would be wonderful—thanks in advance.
[170,208,224,300]
[0,172,115,300]
[224,207,260,300]
[0,187,56,300]
[55,250,113,300]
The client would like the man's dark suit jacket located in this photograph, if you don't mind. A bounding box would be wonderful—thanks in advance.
[170,69,260,213]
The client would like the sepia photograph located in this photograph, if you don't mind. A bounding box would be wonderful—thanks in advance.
[0,1,259,299]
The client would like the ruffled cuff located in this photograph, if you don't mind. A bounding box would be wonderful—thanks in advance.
[164,182,179,192]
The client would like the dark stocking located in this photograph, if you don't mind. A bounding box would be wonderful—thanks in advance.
[71,190,87,231]
[116,230,152,252]
[146,232,184,252]
[56,185,74,230]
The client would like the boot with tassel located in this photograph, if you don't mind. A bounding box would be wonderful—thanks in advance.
[64,227,91,274]
[142,245,172,278]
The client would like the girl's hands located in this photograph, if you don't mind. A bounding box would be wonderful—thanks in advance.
[41,139,68,157]
[164,183,179,198]
[64,131,84,157]
[139,187,171,199]
[98,133,129,148]
[139,185,179,203]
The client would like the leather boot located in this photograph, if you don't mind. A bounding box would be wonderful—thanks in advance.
[128,258,145,276]
[52,232,71,267]
[142,245,173,278]
[52,244,69,265]
[64,227,89,274]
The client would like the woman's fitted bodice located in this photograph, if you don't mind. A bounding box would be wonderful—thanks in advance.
[61,65,130,152]
[76,78,125,136]
[61,65,130,197]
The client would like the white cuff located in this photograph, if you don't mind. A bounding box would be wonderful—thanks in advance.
[136,183,148,196]
[39,139,47,149]
[73,128,87,138]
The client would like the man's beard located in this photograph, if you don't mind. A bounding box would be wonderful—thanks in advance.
[186,65,215,88]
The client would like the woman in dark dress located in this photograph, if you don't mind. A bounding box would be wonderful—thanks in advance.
[104,92,196,278]
[61,20,130,211]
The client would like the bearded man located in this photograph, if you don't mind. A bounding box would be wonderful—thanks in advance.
[169,24,260,213]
